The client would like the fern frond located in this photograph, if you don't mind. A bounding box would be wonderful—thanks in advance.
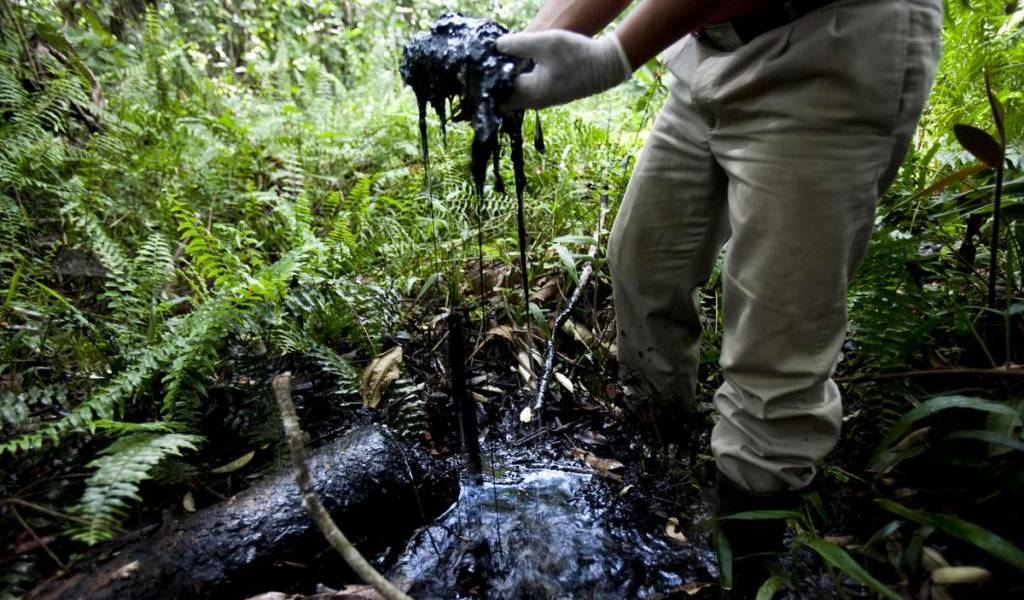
[70,432,202,544]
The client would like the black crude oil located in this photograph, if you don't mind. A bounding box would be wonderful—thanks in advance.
[400,11,542,321]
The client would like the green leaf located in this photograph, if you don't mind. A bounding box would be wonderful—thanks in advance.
[716,526,733,592]
[953,124,1004,169]
[719,509,802,521]
[755,574,789,600]
[942,429,1024,453]
[552,234,598,247]
[877,499,1024,571]
[552,244,578,283]
[801,538,902,600]
[71,433,203,544]
[869,395,1023,468]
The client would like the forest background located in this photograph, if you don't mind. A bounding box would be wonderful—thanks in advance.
[1,0,1023,597]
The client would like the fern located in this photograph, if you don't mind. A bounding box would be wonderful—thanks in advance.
[0,193,27,267]
[70,432,203,544]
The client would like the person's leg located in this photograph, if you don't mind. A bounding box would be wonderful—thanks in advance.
[608,38,729,422]
[699,0,943,493]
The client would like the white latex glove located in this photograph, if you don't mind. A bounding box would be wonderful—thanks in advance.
[496,30,633,110]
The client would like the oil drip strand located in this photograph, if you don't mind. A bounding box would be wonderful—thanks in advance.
[400,12,544,317]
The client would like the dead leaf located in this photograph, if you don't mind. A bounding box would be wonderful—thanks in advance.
[671,581,713,596]
[563,318,595,346]
[572,448,624,473]
[112,560,140,580]
[360,346,403,408]
[932,566,991,585]
[182,490,196,512]
[574,429,611,446]
[922,546,949,573]
[330,584,388,599]
[665,517,688,545]
[485,325,517,343]
[211,450,255,474]
[516,349,535,384]
[554,372,574,393]
[531,277,560,303]
[928,349,952,369]
[618,484,633,496]
[893,427,930,451]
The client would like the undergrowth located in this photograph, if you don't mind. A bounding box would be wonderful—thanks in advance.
[0,0,1022,598]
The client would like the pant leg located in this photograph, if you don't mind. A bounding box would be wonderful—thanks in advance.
[696,0,943,493]
[608,39,730,411]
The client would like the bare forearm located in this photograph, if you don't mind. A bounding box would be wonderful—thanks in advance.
[525,0,633,35]
[615,0,733,68]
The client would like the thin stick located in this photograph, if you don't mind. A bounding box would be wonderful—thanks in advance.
[533,195,609,415]
[272,372,412,600]
[837,366,1024,384]
[988,161,1005,310]
[10,505,66,571]
[6,497,92,525]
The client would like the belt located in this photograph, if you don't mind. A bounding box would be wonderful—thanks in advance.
[694,0,841,51]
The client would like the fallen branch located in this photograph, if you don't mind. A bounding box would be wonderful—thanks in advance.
[30,426,453,600]
[838,366,1024,384]
[272,372,412,600]
[533,195,609,417]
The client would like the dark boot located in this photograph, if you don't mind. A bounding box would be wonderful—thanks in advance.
[714,471,801,598]
[620,384,701,451]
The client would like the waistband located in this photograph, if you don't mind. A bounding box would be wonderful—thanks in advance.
[695,0,842,51]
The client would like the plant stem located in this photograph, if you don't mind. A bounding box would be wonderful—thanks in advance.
[838,365,1023,384]
[987,162,1004,309]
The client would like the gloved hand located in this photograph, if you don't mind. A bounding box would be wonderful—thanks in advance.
[496,30,634,111]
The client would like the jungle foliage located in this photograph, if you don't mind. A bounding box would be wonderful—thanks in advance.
[0,0,1022,598]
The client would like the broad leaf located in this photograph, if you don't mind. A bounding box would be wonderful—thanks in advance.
[953,124,1004,169]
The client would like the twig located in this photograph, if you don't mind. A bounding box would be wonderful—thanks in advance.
[272,372,412,600]
[5,497,92,525]
[837,366,1024,384]
[10,505,66,571]
[2,0,40,79]
[533,195,609,415]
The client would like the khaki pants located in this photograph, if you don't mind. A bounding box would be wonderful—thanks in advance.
[607,0,942,493]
